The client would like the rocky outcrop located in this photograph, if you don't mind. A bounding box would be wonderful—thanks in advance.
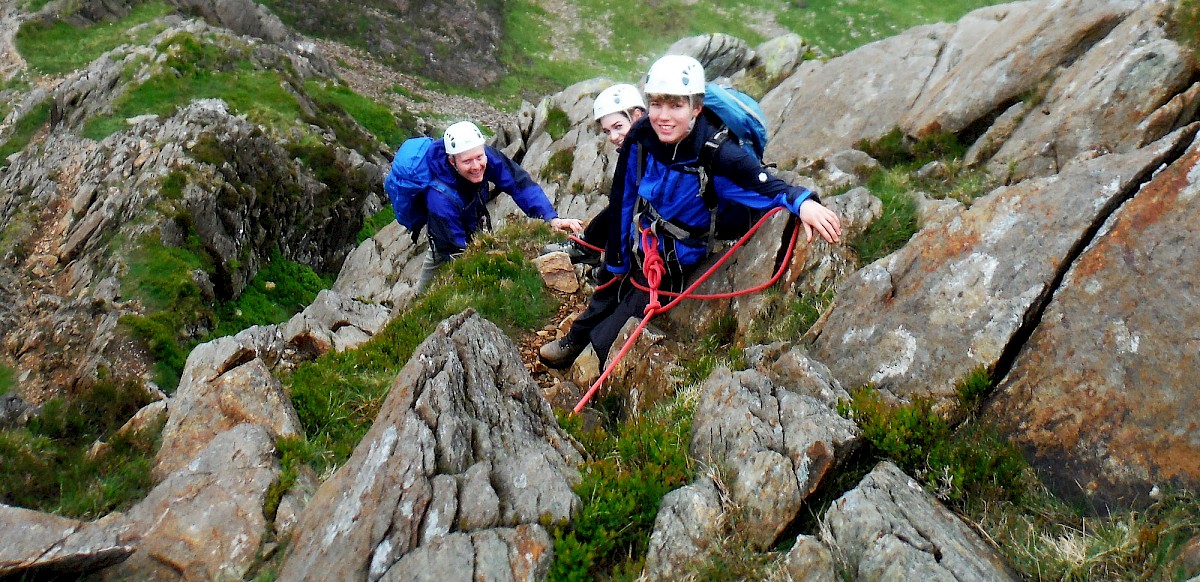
[689,362,856,546]
[985,1,1196,181]
[0,20,384,398]
[822,461,1017,581]
[331,221,427,309]
[260,0,506,88]
[667,33,757,81]
[759,0,1167,173]
[282,289,393,355]
[0,505,131,577]
[153,325,296,478]
[167,0,296,44]
[643,350,856,579]
[807,127,1193,418]
[642,476,727,581]
[100,423,280,581]
[495,77,617,226]
[278,311,583,581]
[760,21,948,169]
[986,127,1200,511]
[900,0,1138,139]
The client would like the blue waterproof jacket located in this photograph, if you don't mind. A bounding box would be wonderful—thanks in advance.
[425,141,558,258]
[605,114,817,275]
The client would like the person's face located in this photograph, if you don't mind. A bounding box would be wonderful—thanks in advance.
[598,110,642,147]
[648,95,700,145]
[450,145,487,183]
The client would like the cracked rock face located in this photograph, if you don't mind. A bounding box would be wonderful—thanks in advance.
[689,365,857,548]
[986,128,1200,511]
[807,128,1190,419]
[277,310,583,581]
[823,461,1017,582]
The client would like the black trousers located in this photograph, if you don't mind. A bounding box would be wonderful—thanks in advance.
[565,262,695,362]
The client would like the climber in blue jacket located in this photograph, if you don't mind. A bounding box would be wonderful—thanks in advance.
[539,54,841,368]
[417,121,583,292]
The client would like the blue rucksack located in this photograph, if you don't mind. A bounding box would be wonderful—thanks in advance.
[702,83,769,162]
[700,83,772,240]
[384,137,455,240]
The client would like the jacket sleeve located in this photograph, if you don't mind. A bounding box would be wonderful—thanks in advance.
[485,146,559,221]
[425,187,468,258]
[709,141,819,214]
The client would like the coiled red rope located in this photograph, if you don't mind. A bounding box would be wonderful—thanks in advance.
[572,207,797,413]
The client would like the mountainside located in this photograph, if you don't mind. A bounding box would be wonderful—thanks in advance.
[2,0,1200,580]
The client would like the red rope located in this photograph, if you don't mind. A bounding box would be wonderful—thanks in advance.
[572,207,796,413]
[568,235,606,253]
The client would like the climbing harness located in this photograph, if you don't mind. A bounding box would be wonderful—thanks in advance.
[572,206,797,413]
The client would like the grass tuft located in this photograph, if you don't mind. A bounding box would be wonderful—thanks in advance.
[549,395,696,580]
[15,2,172,75]
[1168,0,1200,50]
[212,250,331,338]
[0,101,50,169]
[0,364,14,395]
[0,379,159,518]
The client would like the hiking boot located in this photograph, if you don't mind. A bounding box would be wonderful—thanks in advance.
[542,240,601,265]
[539,337,585,369]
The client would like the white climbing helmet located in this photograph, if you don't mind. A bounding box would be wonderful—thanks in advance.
[592,83,646,121]
[643,54,706,96]
[443,121,486,155]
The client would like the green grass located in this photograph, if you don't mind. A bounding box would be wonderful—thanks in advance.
[212,251,332,338]
[850,128,995,265]
[305,80,418,150]
[777,0,1005,56]
[479,0,1007,108]
[22,0,55,11]
[851,167,921,265]
[15,1,172,75]
[84,62,305,140]
[1168,0,1200,50]
[119,229,215,391]
[357,207,397,244]
[0,364,14,395]
[285,224,558,470]
[745,287,835,347]
[549,395,697,581]
[979,488,1200,581]
[0,101,50,169]
[0,379,159,518]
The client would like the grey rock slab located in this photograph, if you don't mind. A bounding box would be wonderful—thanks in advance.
[901,0,1139,138]
[986,125,1200,511]
[102,423,280,581]
[760,23,947,170]
[277,310,582,581]
[690,367,857,548]
[807,127,1191,417]
[988,1,1195,181]
[642,476,727,581]
[0,506,131,577]
[379,525,553,582]
[154,325,297,479]
[823,461,1017,582]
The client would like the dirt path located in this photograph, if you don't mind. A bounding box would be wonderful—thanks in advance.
[313,38,516,135]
